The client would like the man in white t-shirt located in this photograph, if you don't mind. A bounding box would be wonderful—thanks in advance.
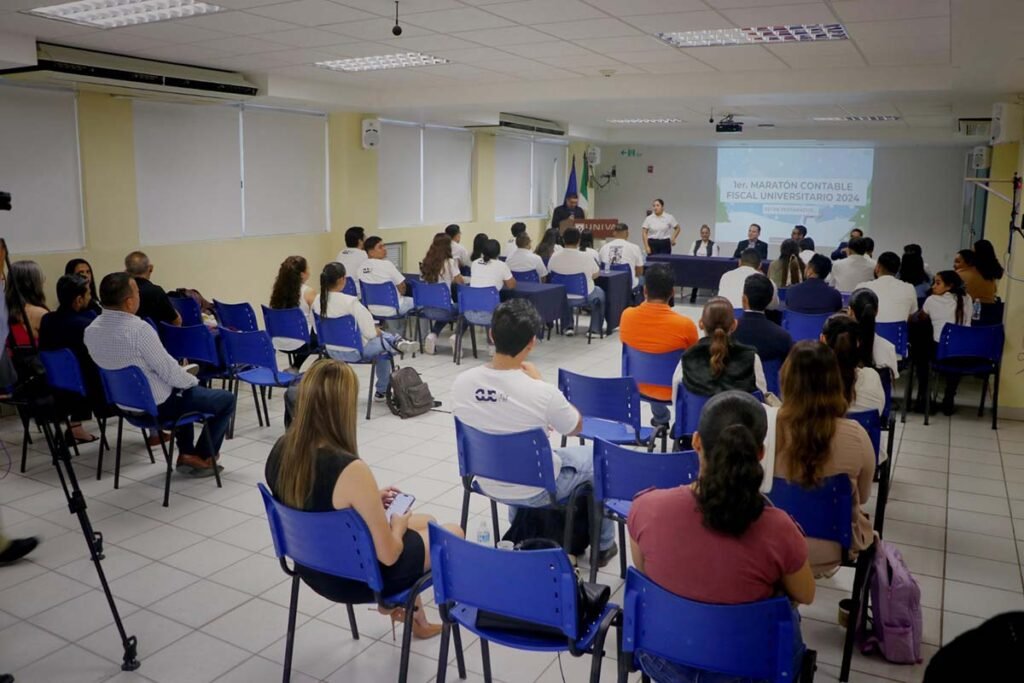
[506,233,548,281]
[445,224,471,269]
[828,237,876,292]
[358,236,414,330]
[548,227,604,337]
[335,226,368,294]
[718,248,778,309]
[470,239,516,291]
[855,251,918,324]
[504,222,527,258]
[598,222,644,289]
[452,299,617,562]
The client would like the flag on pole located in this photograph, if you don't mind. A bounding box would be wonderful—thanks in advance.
[564,155,578,205]
[579,157,590,212]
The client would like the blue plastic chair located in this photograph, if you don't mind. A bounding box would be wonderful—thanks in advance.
[342,277,358,297]
[38,349,111,477]
[212,299,258,332]
[591,440,698,581]
[768,474,872,682]
[777,287,788,304]
[411,282,459,355]
[160,322,229,382]
[557,370,657,452]
[670,383,708,449]
[455,285,500,366]
[875,321,908,358]
[848,409,890,536]
[261,305,315,368]
[781,310,831,342]
[512,269,540,283]
[429,523,620,683]
[619,568,813,683]
[169,295,203,326]
[314,313,385,420]
[98,366,221,506]
[360,281,409,329]
[258,484,433,683]
[549,271,602,343]
[454,418,591,554]
[733,308,744,319]
[620,346,680,450]
[763,357,782,396]
[925,323,1004,429]
[220,329,299,429]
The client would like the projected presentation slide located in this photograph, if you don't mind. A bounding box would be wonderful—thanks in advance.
[716,148,874,247]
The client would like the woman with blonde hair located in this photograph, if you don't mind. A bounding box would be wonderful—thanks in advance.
[265,359,463,637]
[775,341,875,574]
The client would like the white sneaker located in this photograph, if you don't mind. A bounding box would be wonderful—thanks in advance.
[448,333,458,352]
[424,333,437,355]
[565,329,575,337]
[396,339,418,356]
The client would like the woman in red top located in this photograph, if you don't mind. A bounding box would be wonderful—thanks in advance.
[6,260,49,346]
[628,391,815,682]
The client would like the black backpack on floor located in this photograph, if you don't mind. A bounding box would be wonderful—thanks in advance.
[386,366,436,419]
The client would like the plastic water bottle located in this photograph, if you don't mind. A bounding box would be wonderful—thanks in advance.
[972,300,982,321]
[475,520,492,546]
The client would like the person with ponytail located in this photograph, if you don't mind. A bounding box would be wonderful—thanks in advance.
[776,342,874,575]
[847,287,898,378]
[679,297,765,397]
[628,391,814,681]
[913,269,973,414]
[821,314,885,415]
[767,238,805,288]
[419,233,464,355]
[318,262,418,402]
[269,255,317,368]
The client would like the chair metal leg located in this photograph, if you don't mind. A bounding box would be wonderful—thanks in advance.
[160,432,174,508]
[455,320,463,366]
[452,623,466,679]
[365,361,375,421]
[901,363,913,423]
[459,488,471,532]
[588,504,602,584]
[282,575,300,683]
[489,499,500,546]
[992,367,1000,430]
[96,417,108,480]
[227,377,239,439]
[561,434,567,448]
[480,639,493,683]
[396,592,418,683]
[874,458,891,537]
[20,415,31,473]
[436,622,451,683]
[978,376,988,417]
[617,519,628,579]
[64,418,82,459]
[470,324,478,359]
[923,369,931,426]
[261,386,271,427]
[840,547,874,682]
[346,603,359,640]
[252,385,264,427]
[113,417,125,489]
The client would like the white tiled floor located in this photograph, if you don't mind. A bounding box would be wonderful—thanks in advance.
[2,302,1023,682]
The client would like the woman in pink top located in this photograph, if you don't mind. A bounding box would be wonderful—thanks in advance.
[629,391,815,683]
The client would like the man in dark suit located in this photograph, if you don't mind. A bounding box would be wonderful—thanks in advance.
[125,251,181,326]
[734,273,793,363]
[732,223,768,259]
[550,193,585,230]
[785,254,843,314]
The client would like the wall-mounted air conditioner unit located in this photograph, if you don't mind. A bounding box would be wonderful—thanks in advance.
[990,103,1023,145]
[466,113,567,138]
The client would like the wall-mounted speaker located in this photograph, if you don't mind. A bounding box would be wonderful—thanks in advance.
[362,119,380,149]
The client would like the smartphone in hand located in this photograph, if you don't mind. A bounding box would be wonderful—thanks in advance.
[386,493,415,522]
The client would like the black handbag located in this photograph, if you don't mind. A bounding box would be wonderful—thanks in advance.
[474,538,611,638]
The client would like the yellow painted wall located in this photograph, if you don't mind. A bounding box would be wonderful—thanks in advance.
[17,98,594,318]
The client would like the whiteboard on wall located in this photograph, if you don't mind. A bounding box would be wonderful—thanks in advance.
[133,100,243,245]
[0,86,84,253]
[243,107,328,237]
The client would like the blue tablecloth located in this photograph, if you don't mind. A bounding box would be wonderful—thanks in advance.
[596,270,631,333]
[646,255,771,290]
[503,282,566,327]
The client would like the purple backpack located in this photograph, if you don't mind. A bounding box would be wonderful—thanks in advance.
[857,541,923,664]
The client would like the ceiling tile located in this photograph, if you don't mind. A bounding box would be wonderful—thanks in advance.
[415,63,510,81]
[680,45,789,71]
[257,27,361,47]
[316,40,395,57]
[615,48,701,65]
[135,43,236,65]
[703,0,821,8]
[586,0,709,16]
[574,35,666,53]
[247,0,376,27]
[427,46,515,62]
[451,26,556,47]
[767,40,865,69]
[481,58,579,78]
[567,63,647,77]
[501,41,596,58]
[63,32,170,54]
[532,18,643,40]
[634,59,715,74]
[0,12,97,38]
[402,7,514,31]
[108,21,231,44]
[486,0,607,24]
[534,53,626,68]
[202,0,282,8]
[718,1,839,27]
[178,10,297,34]
[847,16,950,66]
[322,17,434,40]
[832,0,949,23]
[188,34,295,55]
[621,11,735,33]
[338,0,464,14]
[380,34,483,52]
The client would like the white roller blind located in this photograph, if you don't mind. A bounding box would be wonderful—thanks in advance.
[243,108,327,236]
[423,126,473,225]
[377,122,422,228]
[534,142,566,217]
[494,136,532,219]
[0,86,83,253]
[134,101,243,245]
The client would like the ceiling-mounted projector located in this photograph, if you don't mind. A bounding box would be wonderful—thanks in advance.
[716,114,743,133]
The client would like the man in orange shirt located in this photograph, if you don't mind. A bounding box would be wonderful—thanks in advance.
[619,263,699,426]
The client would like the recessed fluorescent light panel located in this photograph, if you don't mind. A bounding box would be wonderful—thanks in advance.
[607,118,682,125]
[657,24,848,48]
[26,0,224,28]
[316,53,449,72]
[813,115,901,122]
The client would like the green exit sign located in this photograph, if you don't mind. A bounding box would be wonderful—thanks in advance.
[619,148,642,157]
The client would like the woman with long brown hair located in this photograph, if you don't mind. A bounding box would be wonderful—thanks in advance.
[269,255,317,367]
[775,341,875,575]
[768,238,805,288]
[420,233,463,355]
[679,297,765,397]
[820,314,885,415]
[265,360,463,637]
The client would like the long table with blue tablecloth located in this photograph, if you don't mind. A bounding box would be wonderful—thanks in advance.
[502,281,566,328]
[646,254,772,291]
[596,269,631,333]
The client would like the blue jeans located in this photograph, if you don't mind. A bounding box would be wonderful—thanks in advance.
[637,605,805,683]
[327,333,401,394]
[427,305,459,335]
[560,285,605,334]
[158,386,235,457]
[499,445,616,551]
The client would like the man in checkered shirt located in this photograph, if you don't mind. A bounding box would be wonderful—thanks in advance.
[85,273,234,477]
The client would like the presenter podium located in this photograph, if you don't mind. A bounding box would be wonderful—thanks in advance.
[562,218,620,238]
